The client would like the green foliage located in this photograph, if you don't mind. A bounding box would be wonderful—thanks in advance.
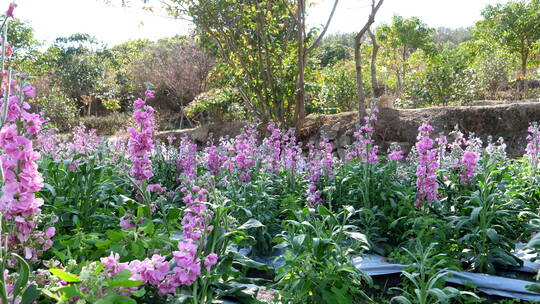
[377,16,435,55]
[6,17,40,70]
[274,206,373,304]
[314,42,352,67]
[0,254,40,304]
[39,152,131,234]
[405,48,478,105]
[51,33,112,104]
[79,112,132,135]
[185,87,244,124]
[376,15,435,95]
[466,40,514,96]
[44,264,142,303]
[391,243,478,304]
[317,62,357,112]
[166,0,299,125]
[476,0,540,76]
[450,165,525,273]
[31,89,79,132]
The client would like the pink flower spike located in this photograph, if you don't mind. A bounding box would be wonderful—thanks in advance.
[22,86,36,99]
[45,227,56,238]
[204,253,218,271]
[145,90,155,99]
[133,98,145,109]
[5,3,16,18]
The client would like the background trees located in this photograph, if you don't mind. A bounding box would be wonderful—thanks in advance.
[476,0,540,90]
[7,0,540,133]
[376,16,434,95]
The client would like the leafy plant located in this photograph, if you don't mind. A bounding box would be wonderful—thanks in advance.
[0,253,40,304]
[274,205,373,303]
[391,243,478,304]
[39,152,131,234]
[451,165,524,273]
[43,264,142,303]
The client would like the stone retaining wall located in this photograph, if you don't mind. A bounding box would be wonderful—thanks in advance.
[160,100,540,158]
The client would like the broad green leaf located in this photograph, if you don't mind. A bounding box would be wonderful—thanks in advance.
[20,284,40,304]
[12,253,30,298]
[238,219,264,230]
[50,269,81,283]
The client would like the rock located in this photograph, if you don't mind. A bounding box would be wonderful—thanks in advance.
[331,122,341,132]
[192,125,210,143]
[338,134,351,147]
[337,148,347,159]
[321,129,338,140]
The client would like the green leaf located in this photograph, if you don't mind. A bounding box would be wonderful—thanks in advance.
[95,294,137,304]
[526,283,540,294]
[292,234,306,248]
[391,295,413,304]
[238,219,264,230]
[109,279,142,288]
[50,269,81,283]
[12,253,30,298]
[110,270,142,288]
[317,205,331,216]
[57,286,80,299]
[0,281,9,304]
[470,207,482,223]
[20,284,40,304]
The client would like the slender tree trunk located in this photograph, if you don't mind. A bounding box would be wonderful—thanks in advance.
[293,0,339,128]
[355,37,366,119]
[398,46,407,95]
[354,0,384,120]
[294,0,306,129]
[368,29,381,98]
[522,49,529,92]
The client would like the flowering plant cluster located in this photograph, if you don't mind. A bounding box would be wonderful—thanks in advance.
[263,124,303,174]
[223,123,258,183]
[347,108,379,163]
[0,79,54,263]
[526,122,540,169]
[128,91,156,183]
[414,124,439,207]
[436,129,482,184]
[70,124,100,155]
[176,136,198,182]
[97,184,219,299]
[306,138,334,207]
[204,144,227,177]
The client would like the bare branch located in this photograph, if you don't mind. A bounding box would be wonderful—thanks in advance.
[307,0,339,53]
[355,0,384,42]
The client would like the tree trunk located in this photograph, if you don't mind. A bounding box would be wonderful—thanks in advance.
[355,37,366,120]
[293,0,306,129]
[368,29,381,98]
[294,0,339,128]
[398,46,408,95]
[354,0,384,120]
[522,49,529,92]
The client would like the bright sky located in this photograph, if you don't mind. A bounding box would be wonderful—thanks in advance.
[3,0,511,47]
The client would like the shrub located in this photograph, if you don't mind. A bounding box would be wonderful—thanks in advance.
[318,62,358,112]
[405,49,479,106]
[129,38,214,111]
[185,87,244,124]
[79,112,133,135]
[32,89,79,132]
[314,43,353,67]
